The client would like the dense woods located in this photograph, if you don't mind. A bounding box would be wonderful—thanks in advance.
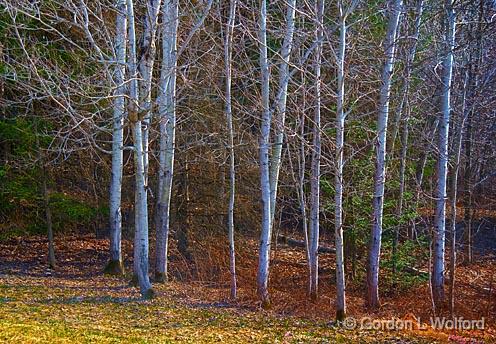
[1,0,496,341]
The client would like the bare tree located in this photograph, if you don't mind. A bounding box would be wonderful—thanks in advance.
[139,0,162,181]
[432,0,456,310]
[106,0,127,276]
[224,0,238,300]
[156,0,179,283]
[127,0,153,298]
[334,0,359,321]
[391,0,424,281]
[367,0,402,309]
[269,0,297,227]
[256,0,272,308]
[308,0,324,301]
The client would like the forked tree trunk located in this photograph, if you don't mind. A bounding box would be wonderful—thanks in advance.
[106,0,127,275]
[432,0,456,310]
[127,0,153,298]
[366,0,402,309]
[308,0,324,301]
[224,0,238,300]
[256,0,273,308]
[156,0,179,283]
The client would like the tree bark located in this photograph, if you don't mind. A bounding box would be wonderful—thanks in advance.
[139,0,162,181]
[155,0,179,283]
[392,0,423,282]
[256,0,272,308]
[224,0,238,300]
[127,0,153,298]
[334,0,358,320]
[432,0,455,311]
[268,0,297,228]
[366,0,402,309]
[106,0,127,276]
[448,69,469,316]
[308,0,324,302]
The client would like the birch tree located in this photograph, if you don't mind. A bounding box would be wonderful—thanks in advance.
[156,0,179,283]
[308,0,324,301]
[138,0,162,181]
[257,0,273,308]
[432,0,456,310]
[106,0,127,275]
[448,69,468,315]
[334,0,359,321]
[366,0,402,309]
[224,0,238,300]
[391,0,423,280]
[127,0,153,298]
[269,0,297,227]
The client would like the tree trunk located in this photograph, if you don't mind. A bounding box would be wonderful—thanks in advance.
[308,0,324,302]
[139,0,162,181]
[224,0,238,300]
[366,0,402,309]
[334,0,356,320]
[127,0,153,298]
[256,0,272,308]
[155,0,179,283]
[268,0,297,228]
[448,69,469,316]
[391,0,423,282]
[106,0,127,276]
[432,0,455,311]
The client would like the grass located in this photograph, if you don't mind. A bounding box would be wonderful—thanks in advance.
[0,276,441,343]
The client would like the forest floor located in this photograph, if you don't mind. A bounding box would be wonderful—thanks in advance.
[0,236,495,343]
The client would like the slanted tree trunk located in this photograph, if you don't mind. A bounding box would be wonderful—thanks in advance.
[224,0,238,300]
[127,0,153,298]
[268,0,297,228]
[308,0,324,301]
[432,0,456,311]
[366,0,402,309]
[106,0,127,276]
[256,0,273,308]
[155,0,179,283]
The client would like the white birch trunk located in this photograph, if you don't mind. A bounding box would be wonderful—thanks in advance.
[390,0,423,151]
[256,0,273,308]
[155,0,179,283]
[308,0,324,301]
[107,0,127,275]
[366,0,402,309]
[432,0,456,309]
[392,0,423,279]
[449,69,468,315]
[127,0,153,297]
[334,0,357,320]
[225,0,238,300]
[268,0,297,226]
[139,0,162,181]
